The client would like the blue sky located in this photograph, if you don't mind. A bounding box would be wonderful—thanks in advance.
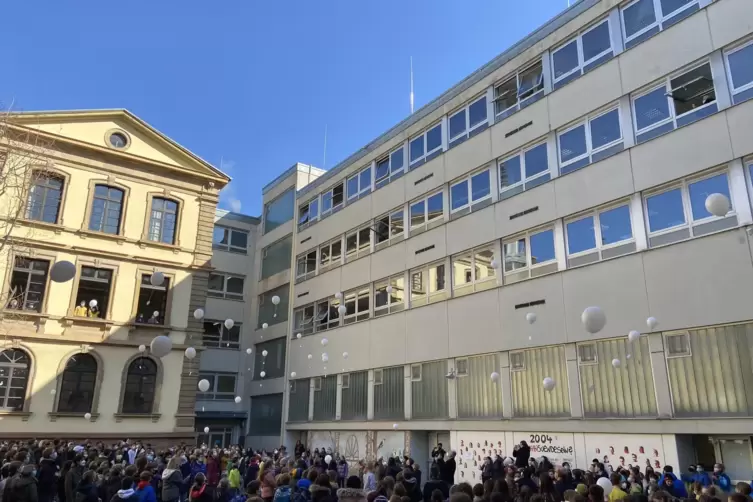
[0,0,570,216]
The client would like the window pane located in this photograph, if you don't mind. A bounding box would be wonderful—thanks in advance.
[582,21,611,62]
[410,201,425,227]
[226,277,244,295]
[426,125,442,152]
[530,229,556,264]
[670,63,715,116]
[391,210,404,237]
[470,170,491,202]
[599,205,633,245]
[411,270,427,298]
[213,227,228,245]
[410,137,424,162]
[524,144,549,177]
[590,109,621,149]
[376,158,390,181]
[391,148,404,172]
[519,64,544,98]
[347,176,359,199]
[216,375,236,393]
[500,156,522,188]
[660,0,693,17]
[453,253,473,286]
[427,193,443,221]
[495,78,518,112]
[623,0,657,38]
[358,228,370,250]
[262,235,292,279]
[309,199,319,218]
[374,284,388,308]
[567,217,596,254]
[264,188,295,234]
[553,40,579,79]
[559,125,587,163]
[474,248,495,281]
[431,264,446,292]
[469,97,487,128]
[359,167,371,192]
[504,239,526,272]
[450,180,469,210]
[646,189,685,232]
[688,173,730,220]
[728,44,753,91]
[634,87,670,131]
[321,192,332,212]
[208,274,224,291]
[346,233,357,254]
[230,231,247,249]
[449,110,466,139]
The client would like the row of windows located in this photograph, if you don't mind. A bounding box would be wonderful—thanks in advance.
[294,163,746,334]
[27,173,182,245]
[295,46,752,280]
[294,0,742,234]
[0,349,159,415]
[8,259,171,325]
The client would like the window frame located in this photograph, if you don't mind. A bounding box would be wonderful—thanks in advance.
[313,296,341,333]
[298,197,320,230]
[498,141,551,198]
[0,349,30,412]
[375,146,406,188]
[564,201,635,263]
[374,369,383,385]
[409,261,448,307]
[207,272,245,301]
[347,165,373,201]
[620,0,699,47]
[449,168,493,216]
[502,226,558,278]
[133,272,173,326]
[6,256,51,313]
[451,244,497,297]
[410,364,422,382]
[665,332,692,358]
[551,18,613,87]
[214,225,249,254]
[56,353,98,413]
[724,40,753,103]
[86,182,128,236]
[577,343,599,365]
[409,191,444,235]
[345,225,372,262]
[313,377,322,391]
[203,319,241,349]
[320,182,345,219]
[448,95,488,147]
[558,105,623,174]
[455,358,469,377]
[319,237,343,272]
[409,122,443,168]
[263,187,295,235]
[120,356,159,414]
[72,265,115,320]
[296,249,318,282]
[342,373,350,389]
[343,286,371,325]
[293,303,316,337]
[146,196,181,246]
[374,274,405,317]
[196,372,237,400]
[510,352,526,371]
[26,170,66,225]
[374,207,405,250]
[493,60,545,120]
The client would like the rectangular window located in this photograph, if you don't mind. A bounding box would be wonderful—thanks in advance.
[503,227,557,283]
[135,273,170,325]
[298,197,320,230]
[449,95,488,148]
[257,284,289,328]
[374,274,405,317]
[203,320,241,349]
[725,40,753,104]
[665,333,691,357]
[376,147,405,189]
[74,266,113,319]
[510,352,525,371]
[452,245,496,297]
[342,373,350,388]
[552,19,613,88]
[296,249,317,282]
[254,337,286,379]
[565,202,635,267]
[293,303,315,337]
[499,142,550,200]
[621,0,698,49]
[213,225,249,254]
[494,61,545,120]
[644,170,736,247]
[632,62,717,144]
[343,286,370,325]
[409,123,443,168]
[347,165,372,200]
[375,208,405,250]
[263,188,295,234]
[410,261,447,307]
[197,373,236,400]
[409,192,444,235]
[374,369,383,385]
[261,235,292,279]
[7,257,49,312]
[321,182,344,219]
[319,238,343,272]
[345,225,371,261]
[558,106,623,175]
[26,172,64,224]
[313,296,341,332]
[450,169,492,218]
[410,364,422,381]
[148,197,179,245]
[207,273,245,300]
[577,344,598,364]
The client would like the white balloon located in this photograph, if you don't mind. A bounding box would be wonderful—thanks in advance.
[246,348,252,355]
[271,295,280,305]
[184,347,197,359]
[204,427,210,434]
[705,193,730,218]
[150,335,172,358]
[138,345,146,353]
[193,308,205,320]
[321,338,328,346]
[596,477,612,495]
[89,299,98,308]
[224,318,234,330]
[153,311,160,318]
[296,333,302,339]
[490,259,501,270]
[262,323,269,330]
[612,358,621,368]
[338,305,347,316]
[260,371,266,378]
[581,306,607,334]
[392,423,399,429]
[386,285,394,294]
[307,354,312,360]
[84,413,91,420]
[342,351,349,359]
[150,271,165,287]
[526,312,537,324]
[50,261,76,283]
[503,457,513,466]
[325,455,332,464]
[490,371,500,382]
[628,330,640,343]
[646,316,659,330]
[50,388,56,395]
[234,396,241,404]
[542,377,556,391]
[290,371,297,378]
[198,379,210,392]
[262,350,268,357]
[322,353,329,362]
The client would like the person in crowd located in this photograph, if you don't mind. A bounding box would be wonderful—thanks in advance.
[8,464,39,502]
[162,457,183,502]
[657,466,687,498]
[442,453,457,487]
[74,470,99,502]
[111,477,140,502]
[36,448,57,502]
[227,462,241,495]
[336,476,366,502]
[711,464,732,493]
[608,473,628,502]
[273,474,292,502]
[134,471,157,502]
[423,465,449,502]
[513,444,530,470]
[190,473,212,502]
[65,455,86,502]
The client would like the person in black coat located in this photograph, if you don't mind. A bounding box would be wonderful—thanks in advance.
[37,450,58,502]
[423,465,449,502]
[386,459,401,480]
[8,464,39,502]
[75,471,100,502]
[441,453,456,487]
[513,442,531,469]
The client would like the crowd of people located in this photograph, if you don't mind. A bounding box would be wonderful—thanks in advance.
[0,438,750,502]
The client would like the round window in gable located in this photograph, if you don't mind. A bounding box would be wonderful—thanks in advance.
[107,131,130,149]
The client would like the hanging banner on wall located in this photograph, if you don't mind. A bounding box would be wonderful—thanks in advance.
[584,433,666,471]
[512,432,576,467]
[455,432,506,484]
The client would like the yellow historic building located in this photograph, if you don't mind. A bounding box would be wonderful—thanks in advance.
[0,109,229,442]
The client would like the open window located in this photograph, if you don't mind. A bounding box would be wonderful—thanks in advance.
[298,197,320,230]
[296,250,317,282]
[135,273,170,325]
[321,182,344,219]
[376,146,406,188]
[494,61,545,120]
[374,208,404,250]
[345,225,372,262]
[74,266,113,319]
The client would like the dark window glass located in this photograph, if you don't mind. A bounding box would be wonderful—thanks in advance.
[122,358,157,414]
[89,185,124,235]
[264,188,295,234]
[148,197,179,244]
[0,349,30,411]
[7,257,49,312]
[58,353,97,413]
[74,266,112,319]
[26,173,63,224]
[135,274,169,325]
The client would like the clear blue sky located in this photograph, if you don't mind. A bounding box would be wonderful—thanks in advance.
[0,0,569,216]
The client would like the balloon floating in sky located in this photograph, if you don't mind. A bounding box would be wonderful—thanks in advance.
[198,379,210,392]
[542,377,556,391]
[185,347,197,359]
[150,271,165,287]
[526,312,537,324]
[150,335,172,358]
[581,306,606,334]
[705,193,730,217]
[628,330,640,343]
[193,308,205,320]
[646,316,659,330]
[50,261,76,283]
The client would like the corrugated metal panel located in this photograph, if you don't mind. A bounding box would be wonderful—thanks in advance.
[412,361,449,419]
[374,366,404,420]
[288,379,310,422]
[457,354,503,419]
[579,337,657,417]
[668,323,753,417]
[341,371,368,420]
[313,375,337,421]
[249,394,283,435]
[511,345,570,417]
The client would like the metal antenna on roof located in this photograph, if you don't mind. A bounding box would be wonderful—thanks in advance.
[323,124,328,170]
[410,56,415,114]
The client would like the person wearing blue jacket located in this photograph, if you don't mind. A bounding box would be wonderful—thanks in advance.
[687,464,712,487]
[712,463,733,493]
[658,466,688,498]
[135,472,157,502]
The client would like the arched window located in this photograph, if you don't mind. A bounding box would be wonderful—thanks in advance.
[122,357,157,414]
[0,349,30,411]
[58,354,97,413]
[26,171,64,224]
[89,185,125,234]
[148,197,179,244]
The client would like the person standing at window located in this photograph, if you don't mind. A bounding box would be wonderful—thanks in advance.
[74,302,88,317]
